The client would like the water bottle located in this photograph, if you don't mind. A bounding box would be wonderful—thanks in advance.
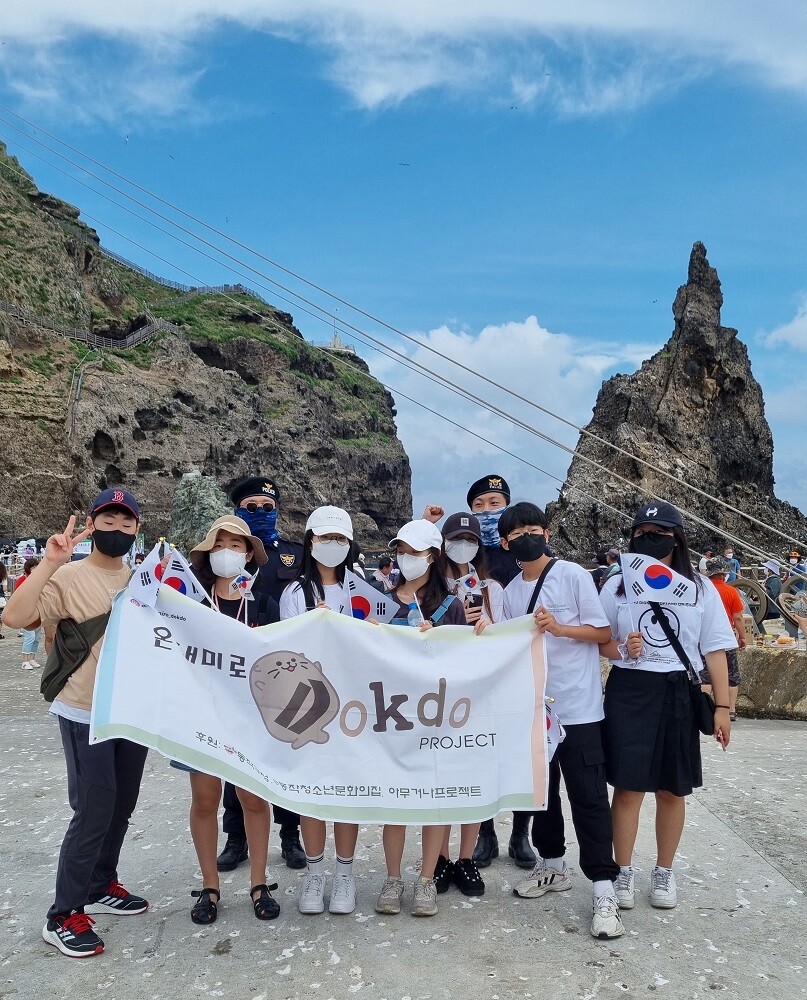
[407,601,424,627]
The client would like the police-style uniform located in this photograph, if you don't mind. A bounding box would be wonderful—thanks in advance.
[466,475,521,587]
[218,476,306,870]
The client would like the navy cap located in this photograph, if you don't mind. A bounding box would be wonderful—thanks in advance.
[631,501,684,531]
[230,476,280,507]
[91,487,140,520]
[466,474,511,507]
[442,512,482,541]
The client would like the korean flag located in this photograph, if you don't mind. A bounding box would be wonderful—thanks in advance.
[621,553,697,606]
[346,570,399,623]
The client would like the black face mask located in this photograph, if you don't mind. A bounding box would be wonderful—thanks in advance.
[508,533,547,562]
[632,533,676,559]
[93,529,135,558]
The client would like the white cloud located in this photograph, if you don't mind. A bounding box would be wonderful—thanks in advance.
[364,315,640,521]
[1,2,806,121]
[764,296,807,351]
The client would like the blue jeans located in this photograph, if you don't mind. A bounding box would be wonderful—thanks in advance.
[22,627,41,654]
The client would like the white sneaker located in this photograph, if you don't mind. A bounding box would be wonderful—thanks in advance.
[375,877,404,915]
[614,868,635,909]
[328,871,356,914]
[411,877,438,917]
[650,867,677,908]
[21,662,34,671]
[298,872,326,914]
[591,895,625,939]
[29,659,42,669]
[513,863,571,899]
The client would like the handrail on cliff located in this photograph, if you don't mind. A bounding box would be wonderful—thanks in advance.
[0,296,180,350]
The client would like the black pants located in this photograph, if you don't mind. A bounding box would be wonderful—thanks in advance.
[48,717,148,919]
[530,721,618,882]
[222,782,299,837]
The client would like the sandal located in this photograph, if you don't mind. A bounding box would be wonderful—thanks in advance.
[251,882,280,920]
[190,887,220,924]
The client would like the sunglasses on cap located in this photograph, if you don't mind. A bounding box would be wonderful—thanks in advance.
[241,501,275,513]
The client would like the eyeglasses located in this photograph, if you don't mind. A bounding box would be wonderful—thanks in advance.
[315,535,349,545]
[242,502,275,513]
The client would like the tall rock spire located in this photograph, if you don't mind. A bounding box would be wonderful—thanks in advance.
[547,242,806,557]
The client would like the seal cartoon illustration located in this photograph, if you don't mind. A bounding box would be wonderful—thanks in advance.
[249,650,340,749]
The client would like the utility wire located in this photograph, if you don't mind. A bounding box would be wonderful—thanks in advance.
[0,105,801,548]
[0,125,804,571]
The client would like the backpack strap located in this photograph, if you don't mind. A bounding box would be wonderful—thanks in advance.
[429,594,457,625]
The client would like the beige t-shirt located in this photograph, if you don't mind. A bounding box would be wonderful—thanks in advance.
[37,559,131,713]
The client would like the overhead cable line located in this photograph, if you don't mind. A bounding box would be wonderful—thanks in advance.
[0,107,801,548]
[0,126,803,568]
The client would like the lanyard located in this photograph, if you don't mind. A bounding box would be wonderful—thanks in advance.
[210,588,246,624]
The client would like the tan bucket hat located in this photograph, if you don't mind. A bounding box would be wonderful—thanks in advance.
[189,515,268,567]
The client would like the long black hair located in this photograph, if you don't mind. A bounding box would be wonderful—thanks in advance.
[616,523,702,598]
[289,528,351,604]
[394,546,451,619]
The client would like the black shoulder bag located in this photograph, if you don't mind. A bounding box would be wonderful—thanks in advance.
[648,601,715,735]
[40,611,111,703]
[526,558,558,615]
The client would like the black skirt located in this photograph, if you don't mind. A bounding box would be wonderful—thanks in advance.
[603,667,701,797]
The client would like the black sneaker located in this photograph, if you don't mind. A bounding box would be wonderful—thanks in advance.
[217,835,249,872]
[280,831,307,870]
[86,879,149,915]
[433,854,454,894]
[453,857,486,896]
[42,912,104,958]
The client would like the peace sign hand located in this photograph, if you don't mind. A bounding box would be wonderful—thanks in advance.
[44,516,91,567]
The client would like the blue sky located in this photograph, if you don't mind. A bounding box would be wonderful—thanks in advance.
[0,2,805,544]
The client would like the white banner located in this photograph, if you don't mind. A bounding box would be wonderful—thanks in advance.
[91,587,549,824]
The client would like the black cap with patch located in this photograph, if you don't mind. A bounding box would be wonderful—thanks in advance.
[442,512,482,541]
[466,474,511,508]
[631,501,684,531]
[230,476,280,508]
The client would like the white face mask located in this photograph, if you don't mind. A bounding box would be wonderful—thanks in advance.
[311,540,350,568]
[209,548,248,579]
[445,539,479,565]
[398,553,432,581]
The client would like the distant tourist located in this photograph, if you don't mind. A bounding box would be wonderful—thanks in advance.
[722,546,741,583]
[700,558,745,721]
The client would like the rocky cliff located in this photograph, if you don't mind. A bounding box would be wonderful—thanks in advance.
[547,242,807,558]
[0,142,412,544]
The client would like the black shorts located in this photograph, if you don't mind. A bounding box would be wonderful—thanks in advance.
[603,667,701,797]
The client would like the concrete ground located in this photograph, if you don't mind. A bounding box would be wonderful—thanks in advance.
[1,631,805,1000]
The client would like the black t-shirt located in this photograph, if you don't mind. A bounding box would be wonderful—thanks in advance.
[208,593,280,627]
[485,545,521,588]
[253,537,305,604]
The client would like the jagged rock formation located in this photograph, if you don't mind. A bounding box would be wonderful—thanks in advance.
[547,242,807,559]
[168,472,232,552]
[0,143,412,545]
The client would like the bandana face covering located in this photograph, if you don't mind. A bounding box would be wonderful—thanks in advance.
[237,506,278,544]
[478,508,506,548]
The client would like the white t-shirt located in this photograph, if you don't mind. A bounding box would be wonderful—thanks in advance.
[599,572,738,674]
[446,575,505,624]
[502,560,610,725]
[279,580,351,620]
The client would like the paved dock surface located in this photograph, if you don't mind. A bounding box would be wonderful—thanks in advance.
[1,634,805,1000]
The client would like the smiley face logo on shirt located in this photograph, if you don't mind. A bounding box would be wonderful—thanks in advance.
[637,606,680,648]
